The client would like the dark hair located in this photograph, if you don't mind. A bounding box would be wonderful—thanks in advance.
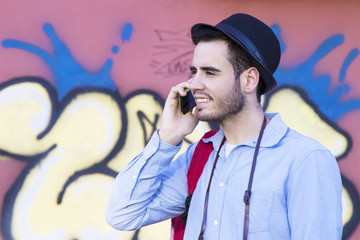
[192,27,264,102]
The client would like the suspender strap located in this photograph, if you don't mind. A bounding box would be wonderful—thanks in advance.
[243,116,267,240]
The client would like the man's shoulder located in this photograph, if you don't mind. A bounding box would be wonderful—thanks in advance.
[267,113,329,153]
[284,127,330,153]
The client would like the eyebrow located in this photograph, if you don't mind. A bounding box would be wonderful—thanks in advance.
[190,66,222,72]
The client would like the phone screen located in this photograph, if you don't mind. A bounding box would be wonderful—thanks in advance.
[179,89,196,115]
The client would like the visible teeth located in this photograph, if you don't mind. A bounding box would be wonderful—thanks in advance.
[197,98,209,103]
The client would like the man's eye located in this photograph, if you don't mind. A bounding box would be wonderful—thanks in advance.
[206,71,215,75]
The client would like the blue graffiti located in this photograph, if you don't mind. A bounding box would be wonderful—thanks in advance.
[112,23,132,54]
[112,45,120,54]
[1,22,359,121]
[121,23,133,43]
[271,24,360,123]
[340,49,359,85]
[2,22,133,101]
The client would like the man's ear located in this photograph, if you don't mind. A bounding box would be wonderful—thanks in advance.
[243,67,260,94]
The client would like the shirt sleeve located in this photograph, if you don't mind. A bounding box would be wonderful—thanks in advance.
[105,131,195,231]
[286,149,343,240]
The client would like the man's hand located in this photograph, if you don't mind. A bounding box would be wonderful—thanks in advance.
[158,82,199,145]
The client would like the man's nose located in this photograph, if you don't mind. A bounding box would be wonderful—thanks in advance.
[189,74,205,91]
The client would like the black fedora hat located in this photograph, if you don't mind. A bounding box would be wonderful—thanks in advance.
[191,13,281,95]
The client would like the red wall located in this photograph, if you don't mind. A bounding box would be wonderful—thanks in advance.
[0,1,359,239]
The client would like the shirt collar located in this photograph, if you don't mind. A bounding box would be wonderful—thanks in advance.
[201,113,288,148]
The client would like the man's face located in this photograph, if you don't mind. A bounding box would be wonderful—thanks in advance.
[189,40,245,123]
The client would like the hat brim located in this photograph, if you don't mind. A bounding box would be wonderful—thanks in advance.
[191,23,277,95]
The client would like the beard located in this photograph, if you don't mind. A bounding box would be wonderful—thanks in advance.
[196,80,245,123]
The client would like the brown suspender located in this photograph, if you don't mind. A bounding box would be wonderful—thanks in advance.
[243,116,267,240]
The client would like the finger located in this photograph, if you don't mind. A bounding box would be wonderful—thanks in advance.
[176,83,191,96]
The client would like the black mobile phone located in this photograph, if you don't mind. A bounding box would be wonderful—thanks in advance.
[179,88,197,115]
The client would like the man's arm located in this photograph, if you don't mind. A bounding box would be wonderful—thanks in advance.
[105,131,195,231]
[287,150,343,239]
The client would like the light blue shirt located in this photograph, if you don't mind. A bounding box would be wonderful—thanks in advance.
[106,113,343,239]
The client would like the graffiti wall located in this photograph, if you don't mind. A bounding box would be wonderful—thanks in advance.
[0,0,359,239]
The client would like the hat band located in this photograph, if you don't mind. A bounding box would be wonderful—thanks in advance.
[216,23,269,71]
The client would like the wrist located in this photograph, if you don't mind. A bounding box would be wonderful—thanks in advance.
[158,129,184,146]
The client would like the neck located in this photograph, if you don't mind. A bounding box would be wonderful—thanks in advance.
[221,103,266,145]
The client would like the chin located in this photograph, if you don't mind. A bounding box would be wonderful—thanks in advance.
[196,111,222,123]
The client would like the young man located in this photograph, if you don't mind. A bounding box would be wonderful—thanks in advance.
[106,13,343,239]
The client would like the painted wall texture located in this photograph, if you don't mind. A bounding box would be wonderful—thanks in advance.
[0,0,359,239]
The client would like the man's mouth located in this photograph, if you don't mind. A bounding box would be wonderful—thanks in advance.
[195,98,210,104]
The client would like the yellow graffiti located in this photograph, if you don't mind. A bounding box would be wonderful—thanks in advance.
[1,81,125,239]
[109,93,164,173]
[343,186,353,225]
[0,82,52,154]
[0,82,354,240]
[265,88,348,157]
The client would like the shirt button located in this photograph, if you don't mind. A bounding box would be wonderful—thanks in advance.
[219,182,224,188]
[213,220,219,226]
[132,175,137,180]
[152,146,157,151]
